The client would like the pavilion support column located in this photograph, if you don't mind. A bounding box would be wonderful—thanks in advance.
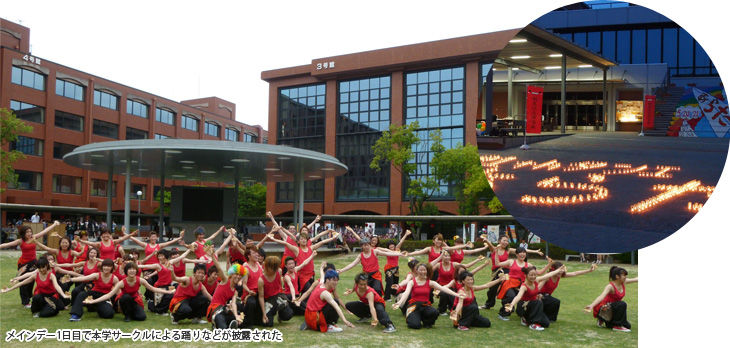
[297,175,304,230]
[159,162,165,240]
[603,69,608,132]
[106,163,113,231]
[233,169,240,232]
[507,67,513,118]
[561,55,567,134]
[124,153,131,234]
[292,175,300,228]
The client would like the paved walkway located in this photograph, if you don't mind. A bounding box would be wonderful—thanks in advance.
[479,131,729,253]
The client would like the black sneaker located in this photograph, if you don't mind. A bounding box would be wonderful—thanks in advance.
[124,316,131,322]
[229,320,239,329]
[300,322,309,331]
[383,324,396,333]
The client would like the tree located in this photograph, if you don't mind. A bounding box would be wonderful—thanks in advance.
[431,141,490,215]
[370,121,442,217]
[153,190,172,214]
[1,108,33,193]
[238,183,266,217]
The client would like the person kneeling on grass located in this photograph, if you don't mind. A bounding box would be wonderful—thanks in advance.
[504,265,566,331]
[343,272,396,333]
[303,270,354,333]
[1,256,70,317]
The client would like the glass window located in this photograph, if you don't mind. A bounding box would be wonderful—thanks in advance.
[94,90,119,110]
[602,31,616,62]
[126,127,148,140]
[663,28,678,74]
[53,142,78,159]
[181,115,199,131]
[616,30,631,65]
[127,100,149,118]
[54,110,84,131]
[92,119,118,139]
[91,179,116,197]
[156,108,175,125]
[678,29,693,75]
[573,32,587,48]
[587,32,601,54]
[204,122,220,137]
[695,40,711,75]
[56,80,85,101]
[632,30,646,64]
[226,128,239,141]
[647,29,662,64]
[11,66,46,91]
[52,175,82,194]
[10,136,43,157]
[10,100,45,124]
[8,170,42,191]
[155,134,171,139]
[132,185,146,199]
[243,132,258,143]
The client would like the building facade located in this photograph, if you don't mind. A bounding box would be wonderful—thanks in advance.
[1,19,267,226]
[262,29,519,217]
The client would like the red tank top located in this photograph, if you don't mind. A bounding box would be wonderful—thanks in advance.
[144,244,161,265]
[360,251,380,273]
[541,276,560,295]
[99,240,116,260]
[305,285,328,312]
[75,243,88,262]
[454,288,475,308]
[34,272,56,295]
[243,262,262,296]
[229,246,245,264]
[409,278,431,304]
[57,250,74,271]
[492,249,509,270]
[451,249,464,263]
[428,246,441,263]
[193,240,207,259]
[508,260,530,283]
[203,276,218,295]
[92,272,115,294]
[521,282,540,301]
[155,264,172,286]
[172,277,201,300]
[284,237,311,259]
[210,279,235,307]
[593,282,626,318]
[297,247,314,276]
[121,276,141,296]
[173,261,186,278]
[262,273,281,299]
[436,262,455,286]
[357,286,385,305]
[385,254,399,269]
[20,239,37,264]
[283,272,297,295]
[83,261,99,276]
[113,263,125,280]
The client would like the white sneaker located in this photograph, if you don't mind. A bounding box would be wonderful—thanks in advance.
[33,312,40,318]
[521,317,527,326]
[327,325,343,333]
[613,326,631,332]
[171,316,179,325]
[192,317,207,324]
[529,324,544,331]
[498,315,509,321]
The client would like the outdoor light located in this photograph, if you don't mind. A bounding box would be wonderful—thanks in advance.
[231,159,250,163]
[545,66,562,69]
[509,39,527,43]
[549,54,563,57]
[521,176,609,206]
[180,160,195,164]
[511,56,530,59]
[532,159,561,171]
[137,190,143,229]
[564,161,607,172]
[687,202,703,212]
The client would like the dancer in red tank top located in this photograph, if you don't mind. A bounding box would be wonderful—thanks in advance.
[170,261,213,325]
[206,251,247,329]
[382,230,411,301]
[392,262,465,329]
[343,272,396,333]
[538,261,596,322]
[76,226,136,262]
[143,247,195,315]
[266,229,338,295]
[304,270,354,333]
[255,256,294,326]
[267,212,328,268]
[584,266,638,332]
[494,247,551,320]
[66,258,118,321]
[432,250,483,314]
[504,265,566,331]
[451,270,507,330]
[1,256,69,317]
[338,236,403,296]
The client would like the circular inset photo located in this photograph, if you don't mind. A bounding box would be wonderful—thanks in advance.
[477,1,728,253]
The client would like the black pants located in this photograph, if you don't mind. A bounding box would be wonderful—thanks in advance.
[405,302,439,329]
[541,293,561,322]
[345,301,393,326]
[172,292,210,322]
[260,295,294,327]
[212,306,238,329]
[58,279,73,307]
[383,266,399,301]
[366,271,383,296]
[70,290,115,319]
[147,283,172,314]
[285,293,305,316]
[438,290,455,314]
[458,303,491,328]
[515,300,550,328]
[242,295,260,326]
[118,294,146,321]
[603,301,631,329]
[499,287,519,317]
[31,293,63,317]
[144,273,158,301]
[18,260,36,306]
[484,268,507,309]
[70,282,91,306]
[320,303,340,326]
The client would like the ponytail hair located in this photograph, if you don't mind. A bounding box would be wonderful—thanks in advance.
[609,266,628,281]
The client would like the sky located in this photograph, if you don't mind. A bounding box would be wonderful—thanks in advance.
[3,0,730,345]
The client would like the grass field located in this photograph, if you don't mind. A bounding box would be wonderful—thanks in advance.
[0,250,637,348]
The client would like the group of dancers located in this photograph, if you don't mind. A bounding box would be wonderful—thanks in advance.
[0,217,637,334]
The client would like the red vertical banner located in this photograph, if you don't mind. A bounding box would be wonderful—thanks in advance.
[644,95,656,130]
[526,85,543,134]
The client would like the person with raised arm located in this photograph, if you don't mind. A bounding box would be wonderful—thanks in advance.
[266,229,339,294]
[76,226,137,261]
[303,270,355,333]
[84,262,174,322]
[189,225,226,261]
[431,250,483,315]
[343,272,397,333]
[282,250,317,315]
[383,230,411,301]
[206,258,247,329]
[1,257,70,317]
[480,234,544,310]
[170,260,213,325]
[451,271,507,330]
[540,261,597,322]
[337,236,404,296]
[584,266,638,332]
[144,248,194,315]
[267,212,327,268]
[504,265,566,331]
[66,258,119,321]
[0,220,60,307]
[494,246,551,321]
[392,262,465,329]
[449,237,488,264]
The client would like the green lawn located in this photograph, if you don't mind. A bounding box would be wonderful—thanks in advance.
[0,250,637,348]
